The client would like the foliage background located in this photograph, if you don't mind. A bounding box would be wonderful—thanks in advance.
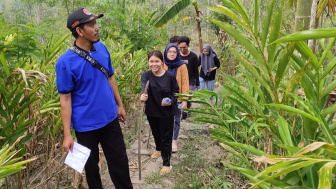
[1,0,336,188]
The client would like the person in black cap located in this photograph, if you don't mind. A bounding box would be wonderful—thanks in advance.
[56,8,133,189]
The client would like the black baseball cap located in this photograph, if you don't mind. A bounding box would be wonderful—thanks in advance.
[67,8,104,31]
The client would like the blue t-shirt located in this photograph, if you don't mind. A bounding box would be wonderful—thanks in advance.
[56,41,117,132]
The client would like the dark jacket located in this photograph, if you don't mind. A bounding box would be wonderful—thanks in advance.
[141,70,179,118]
[199,55,220,80]
[180,51,200,86]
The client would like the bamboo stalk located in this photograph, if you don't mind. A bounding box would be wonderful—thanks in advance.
[138,81,149,180]
[146,128,151,149]
[137,104,142,180]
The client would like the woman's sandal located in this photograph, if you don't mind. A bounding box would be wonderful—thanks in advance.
[160,166,172,175]
[151,151,161,159]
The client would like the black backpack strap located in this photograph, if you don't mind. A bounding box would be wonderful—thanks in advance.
[70,46,109,79]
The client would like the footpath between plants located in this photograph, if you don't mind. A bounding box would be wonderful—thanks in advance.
[95,119,249,189]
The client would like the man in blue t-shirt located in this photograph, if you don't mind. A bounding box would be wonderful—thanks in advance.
[55,8,133,189]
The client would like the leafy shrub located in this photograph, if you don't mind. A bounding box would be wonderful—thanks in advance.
[180,0,336,188]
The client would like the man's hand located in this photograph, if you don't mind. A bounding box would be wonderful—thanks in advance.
[60,93,73,153]
[63,134,74,153]
[109,76,126,123]
[118,105,126,123]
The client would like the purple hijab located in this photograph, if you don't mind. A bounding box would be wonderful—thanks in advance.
[164,43,186,76]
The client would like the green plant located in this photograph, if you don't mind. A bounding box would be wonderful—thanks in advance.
[0,19,66,148]
[108,43,148,109]
[36,32,70,143]
[0,18,41,70]
[0,67,46,147]
[145,172,164,184]
[0,137,36,185]
[94,0,166,52]
[152,0,204,53]
[180,0,336,188]
[189,174,203,188]
[0,15,71,187]
[170,132,233,189]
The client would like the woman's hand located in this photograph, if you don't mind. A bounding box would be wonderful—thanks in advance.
[161,98,172,106]
[140,93,148,102]
[181,101,187,109]
[208,66,217,72]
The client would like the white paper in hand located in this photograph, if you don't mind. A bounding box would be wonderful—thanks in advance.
[64,142,91,173]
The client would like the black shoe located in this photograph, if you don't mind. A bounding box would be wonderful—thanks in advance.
[181,111,188,120]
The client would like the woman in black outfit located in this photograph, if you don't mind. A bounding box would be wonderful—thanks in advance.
[199,44,220,96]
[140,50,179,174]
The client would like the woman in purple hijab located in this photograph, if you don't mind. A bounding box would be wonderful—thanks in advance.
[199,44,220,101]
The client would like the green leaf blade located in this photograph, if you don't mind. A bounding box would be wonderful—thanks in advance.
[273,28,336,44]
[153,0,193,28]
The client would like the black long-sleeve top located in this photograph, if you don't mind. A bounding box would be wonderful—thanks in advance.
[180,51,200,86]
[198,55,220,80]
[141,70,179,118]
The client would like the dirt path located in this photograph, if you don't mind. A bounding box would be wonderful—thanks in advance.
[21,113,247,189]
[97,121,197,189]
[66,98,248,189]
[128,121,189,189]
[93,118,235,189]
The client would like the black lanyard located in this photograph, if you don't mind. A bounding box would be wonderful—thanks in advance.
[70,46,109,79]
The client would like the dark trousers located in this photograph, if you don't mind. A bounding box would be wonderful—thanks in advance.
[182,84,195,120]
[173,105,182,140]
[75,118,133,189]
[147,116,174,166]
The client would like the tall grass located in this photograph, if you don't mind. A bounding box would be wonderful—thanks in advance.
[180,0,336,188]
[0,21,148,187]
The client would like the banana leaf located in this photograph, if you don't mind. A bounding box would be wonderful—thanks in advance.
[153,0,193,28]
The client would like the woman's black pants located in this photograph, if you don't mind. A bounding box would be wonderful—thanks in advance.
[147,116,174,166]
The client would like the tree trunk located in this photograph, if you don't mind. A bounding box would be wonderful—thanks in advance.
[34,5,40,23]
[308,0,319,53]
[294,0,313,31]
[194,5,203,54]
[295,0,317,141]
[64,0,70,15]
